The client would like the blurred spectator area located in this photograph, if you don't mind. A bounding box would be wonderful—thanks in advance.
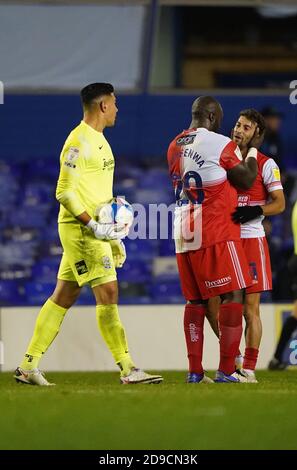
[176,6,297,89]
[0,158,296,307]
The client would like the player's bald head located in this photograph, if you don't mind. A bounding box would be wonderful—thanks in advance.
[191,96,223,132]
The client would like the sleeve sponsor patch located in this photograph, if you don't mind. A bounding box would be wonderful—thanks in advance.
[64,147,79,168]
[273,168,281,180]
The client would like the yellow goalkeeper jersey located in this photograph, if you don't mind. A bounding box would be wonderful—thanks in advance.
[56,121,114,223]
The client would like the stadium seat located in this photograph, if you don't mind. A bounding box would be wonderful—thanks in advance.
[117,259,151,282]
[0,174,19,206]
[119,280,151,304]
[24,159,59,182]
[0,242,37,267]
[1,227,40,244]
[0,265,32,282]
[24,281,55,305]
[75,285,94,305]
[0,280,26,306]
[31,261,59,283]
[158,238,175,256]
[135,188,173,205]
[8,207,49,229]
[138,168,171,190]
[23,182,54,208]
[125,238,158,260]
[150,279,184,304]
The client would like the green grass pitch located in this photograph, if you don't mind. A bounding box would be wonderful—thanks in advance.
[0,371,296,450]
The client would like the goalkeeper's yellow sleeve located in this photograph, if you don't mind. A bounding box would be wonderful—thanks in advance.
[56,146,86,217]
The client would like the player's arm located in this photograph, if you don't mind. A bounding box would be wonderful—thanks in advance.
[220,141,257,190]
[261,160,285,216]
[56,145,86,218]
[227,158,257,190]
[232,189,285,224]
[261,189,285,216]
[232,159,285,224]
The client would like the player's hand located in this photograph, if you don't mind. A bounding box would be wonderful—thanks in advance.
[87,219,128,240]
[248,126,265,150]
[232,205,263,224]
[110,240,126,268]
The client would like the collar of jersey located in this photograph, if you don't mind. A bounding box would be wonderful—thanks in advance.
[81,120,103,137]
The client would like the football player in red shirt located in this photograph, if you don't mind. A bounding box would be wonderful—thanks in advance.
[167,97,259,383]
[207,109,285,383]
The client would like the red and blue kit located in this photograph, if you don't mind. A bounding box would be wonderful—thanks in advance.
[237,151,282,293]
[167,127,252,300]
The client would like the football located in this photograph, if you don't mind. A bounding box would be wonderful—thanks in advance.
[97,197,134,227]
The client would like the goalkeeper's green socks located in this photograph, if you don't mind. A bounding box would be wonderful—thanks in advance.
[20,299,67,371]
[96,304,135,376]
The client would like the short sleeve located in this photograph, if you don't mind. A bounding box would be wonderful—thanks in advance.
[219,141,243,171]
[262,158,283,193]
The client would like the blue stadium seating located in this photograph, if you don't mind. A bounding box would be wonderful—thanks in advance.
[8,207,49,229]
[125,238,159,260]
[75,285,94,305]
[0,158,294,306]
[0,280,26,305]
[25,281,55,305]
[118,259,151,282]
[150,278,184,304]
[31,260,59,283]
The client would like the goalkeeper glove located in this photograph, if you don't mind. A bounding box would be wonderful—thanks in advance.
[86,219,128,240]
[232,205,263,224]
[110,240,126,268]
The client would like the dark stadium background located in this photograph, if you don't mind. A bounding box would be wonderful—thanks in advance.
[0,1,296,307]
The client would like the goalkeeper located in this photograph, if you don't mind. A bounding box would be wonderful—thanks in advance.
[14,83,162,386]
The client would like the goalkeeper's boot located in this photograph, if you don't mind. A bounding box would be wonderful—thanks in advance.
[14,367,55,386]
[237,368,258,383]
[214,370,248,383]
[120,368,163,384]
[268,357,287,371]
[187,372,214,383]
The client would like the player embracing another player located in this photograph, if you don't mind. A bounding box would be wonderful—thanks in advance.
[167,96,260,383]
[207,109,285,383]
[231,109,285,381]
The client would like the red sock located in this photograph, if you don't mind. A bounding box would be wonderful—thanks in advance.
[243,348,259,370]
[218,303,243,375]
[184,304,205,374]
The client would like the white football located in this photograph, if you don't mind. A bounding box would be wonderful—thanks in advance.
[98,197,134,227]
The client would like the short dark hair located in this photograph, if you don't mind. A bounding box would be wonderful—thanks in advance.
[239,108,266,135]
[80,83,114,109]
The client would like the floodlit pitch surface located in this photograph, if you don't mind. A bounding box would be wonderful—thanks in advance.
[0,371,296,450]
